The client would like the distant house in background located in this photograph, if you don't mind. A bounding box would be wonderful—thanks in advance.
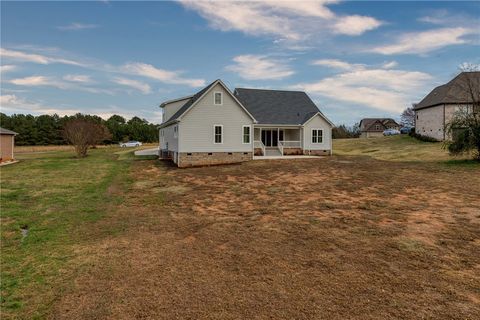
[359,118,400,138]
[414,71,480,141]
[0,127,18,162]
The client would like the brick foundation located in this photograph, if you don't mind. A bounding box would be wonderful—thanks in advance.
[178,152,252,168]
[254,148,263,156]
[283,147,303,155]
[303,149,331,156]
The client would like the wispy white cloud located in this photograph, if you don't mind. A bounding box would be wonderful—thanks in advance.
[179,0,382,43]
[8,75,114,95]
[1,47,206,89]
[9,75,67,89]
[0,48,84,66]
[370,27,474,55]
[63,74,93,83]
[311,59,365,71]
[0,65,17,73]
[294,59,432,113]
[57,22,99,31]
[332,15,382,36]
[226,55,294,80]
[113,77,152,94]
[120,62,205,87]
[0,94,79,116]
[382,61,398,69]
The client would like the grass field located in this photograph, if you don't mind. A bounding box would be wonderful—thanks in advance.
[333,135,472,162]
[1,138,479,319]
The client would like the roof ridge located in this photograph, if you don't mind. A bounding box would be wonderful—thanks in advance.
[235,87,306,93]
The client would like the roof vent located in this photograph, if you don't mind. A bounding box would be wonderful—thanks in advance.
[297,112,300,116]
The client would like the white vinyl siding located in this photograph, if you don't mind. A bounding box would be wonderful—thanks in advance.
[179,83,254,152]
[159,123,179,152]
[303,114,332,151]
[162,98,190,123]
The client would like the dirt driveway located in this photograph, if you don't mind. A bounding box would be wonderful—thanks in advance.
[52,157,480,319]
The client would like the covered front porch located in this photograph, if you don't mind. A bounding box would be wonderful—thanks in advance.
[253,126,303,156]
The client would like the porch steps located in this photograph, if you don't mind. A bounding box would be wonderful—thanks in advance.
[265,148,282,156]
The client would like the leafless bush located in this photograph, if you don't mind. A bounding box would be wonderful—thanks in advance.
[63,119,111,157]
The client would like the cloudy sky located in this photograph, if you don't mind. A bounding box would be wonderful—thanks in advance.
[1,1,479,125]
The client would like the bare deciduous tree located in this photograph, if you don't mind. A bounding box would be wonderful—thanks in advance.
[63,118,111,157]
[444,64,480,160]
[400,106,415,127]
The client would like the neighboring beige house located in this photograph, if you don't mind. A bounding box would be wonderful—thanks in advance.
[415,71,480,141]
[359,118,400,138]
[0,127,17,162]
[159,79,333,167]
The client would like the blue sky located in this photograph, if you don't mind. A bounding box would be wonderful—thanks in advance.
[1,1,479,125]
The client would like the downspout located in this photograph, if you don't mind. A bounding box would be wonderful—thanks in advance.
[330,126,333,156]
[177,124,181,166]
[443,104,446,141]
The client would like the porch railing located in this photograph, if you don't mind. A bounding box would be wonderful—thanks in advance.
[254,140,266,156]
[278,141,284,156]
[280,140,301,148]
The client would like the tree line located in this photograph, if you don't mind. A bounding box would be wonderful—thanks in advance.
[0,113,159,146]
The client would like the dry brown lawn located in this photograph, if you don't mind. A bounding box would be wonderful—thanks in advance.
[51,156,480,320]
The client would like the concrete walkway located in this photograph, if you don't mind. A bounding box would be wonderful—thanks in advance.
[0,160,19,166]
[253,155,322,160]
[134,147,159,156]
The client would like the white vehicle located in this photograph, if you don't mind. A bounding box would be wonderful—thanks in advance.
[383,129,401,136]
[119,140,142,147]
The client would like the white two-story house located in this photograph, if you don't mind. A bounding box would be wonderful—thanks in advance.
[159,79,333,167]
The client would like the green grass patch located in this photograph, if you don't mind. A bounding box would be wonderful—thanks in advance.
[0,147,140,319]
[333,135,470,162]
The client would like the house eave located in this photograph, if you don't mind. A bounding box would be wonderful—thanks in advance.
[159,119,180,129]
[159,95,194,108]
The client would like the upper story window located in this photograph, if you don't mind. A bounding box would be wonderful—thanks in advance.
[312,129,323,144]
[214,125,223,144]
[375,124,380,130]
[214,92,223,105]
[173,125,178,138]
[242,125,251,144]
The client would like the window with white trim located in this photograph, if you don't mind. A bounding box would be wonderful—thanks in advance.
[214,92,223,105]
[214,125,223,144]
[242,125,251,144]
[375,124,380,130]
[312,129,323,144]
[173,125,178,138]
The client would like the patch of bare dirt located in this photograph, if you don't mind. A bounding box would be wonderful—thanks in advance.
[51,157,480,320]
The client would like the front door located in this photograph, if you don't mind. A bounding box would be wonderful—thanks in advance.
[261,129,282,147]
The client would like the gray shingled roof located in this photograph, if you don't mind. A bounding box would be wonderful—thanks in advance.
[0,127,18,135]
[234,88,321,125]
[359,118,398,131]
[415,72,480,110]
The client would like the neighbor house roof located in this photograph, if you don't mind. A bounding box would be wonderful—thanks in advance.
[234,88,330,125]
[159,79,256,128]
[359,118,399,131]
[415,71,480,110]
[0,127,18,135]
